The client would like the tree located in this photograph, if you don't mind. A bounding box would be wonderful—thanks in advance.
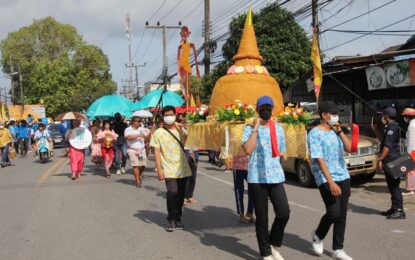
[203,3,311,98]
[0,17,116,116]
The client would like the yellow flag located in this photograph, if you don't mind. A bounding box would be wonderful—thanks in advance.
[311,27,322,99]
[1,103,6,120]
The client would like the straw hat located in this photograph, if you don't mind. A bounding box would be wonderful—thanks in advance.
[402,108,415,116]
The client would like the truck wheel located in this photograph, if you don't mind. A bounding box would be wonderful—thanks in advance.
[296,160,315,187]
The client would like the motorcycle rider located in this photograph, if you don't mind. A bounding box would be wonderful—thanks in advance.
[33,123,54,157]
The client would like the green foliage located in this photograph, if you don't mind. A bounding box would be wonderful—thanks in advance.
[200,3,311,97]
[0,17,116,117]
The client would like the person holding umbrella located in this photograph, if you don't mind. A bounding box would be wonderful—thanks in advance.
[97,121,118,178]
[66,119,85,180]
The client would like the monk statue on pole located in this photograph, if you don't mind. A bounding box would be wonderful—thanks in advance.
[177,26,200,111]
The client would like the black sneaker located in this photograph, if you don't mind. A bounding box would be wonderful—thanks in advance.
[165,221,175,232]
[381,207,394,216]
[387,210,406,220]
[1,163,5,168]
[174,221,184,230]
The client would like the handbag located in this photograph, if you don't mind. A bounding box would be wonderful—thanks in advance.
[384,153,415,179]
[9,146,17,159]
[162,128,196,168]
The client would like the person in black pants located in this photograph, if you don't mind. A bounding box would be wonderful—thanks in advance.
[377,107,406,219]
[308,101,353,260]
[184,149,199,204]
[242,96,289,260]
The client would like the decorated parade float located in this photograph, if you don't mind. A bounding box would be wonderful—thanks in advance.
[184,7,311,158]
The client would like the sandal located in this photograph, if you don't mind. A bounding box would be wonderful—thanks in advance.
[187,198,198,204]
[239,215,250,223]
[246,213,256,223]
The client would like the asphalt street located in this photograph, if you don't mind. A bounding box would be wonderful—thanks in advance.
[0,149,414,260]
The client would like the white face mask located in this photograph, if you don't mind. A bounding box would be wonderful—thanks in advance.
[328,114,339,126]
[404,117,409,123]
[0,125,4,129]
[163,116,176,125]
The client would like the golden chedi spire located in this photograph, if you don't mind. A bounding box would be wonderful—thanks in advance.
[209,6,284,115]
[233,6,263,66]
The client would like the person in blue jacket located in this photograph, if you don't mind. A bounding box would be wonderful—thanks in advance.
[16,120,31,155]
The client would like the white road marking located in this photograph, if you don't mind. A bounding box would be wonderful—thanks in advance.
[199,171,324,213]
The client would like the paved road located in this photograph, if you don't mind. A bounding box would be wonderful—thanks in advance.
[0,149,414,260]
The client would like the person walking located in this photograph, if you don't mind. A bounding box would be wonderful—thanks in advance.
[97,121,118,178]
[184,149,198,205]
[232,154,255,223]
[377,107,406,219]
[66,119,85,180]
[150,106,191,232]
[242,96,289,260]
[125,116,149,187]
[90,119,103,170]
[308,101,353,260]
[402,108,415,196]
[16,120,31,156]
[0,121,13,167]
[113,113,128,175]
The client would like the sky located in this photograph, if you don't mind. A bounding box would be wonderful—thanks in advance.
[0,0,414,95]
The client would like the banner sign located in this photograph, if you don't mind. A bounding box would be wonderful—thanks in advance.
[366,59,415,91]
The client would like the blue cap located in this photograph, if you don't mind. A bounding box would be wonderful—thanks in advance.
[257,96,274,107]
[382,107,397,118]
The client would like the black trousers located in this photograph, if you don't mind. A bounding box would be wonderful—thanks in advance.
[185,161,198,199]
[165,177,188,222]
[384,169,403,209]
[315,179,351,250]
[249,183,290,257]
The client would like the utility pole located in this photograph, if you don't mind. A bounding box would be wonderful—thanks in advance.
[18,65,24,112]
[125,12,134,97]
[146,22,181,88]
[9,55,16,105]
[126,62,146,99]
[204,0,211,76]
[312,0,319,34]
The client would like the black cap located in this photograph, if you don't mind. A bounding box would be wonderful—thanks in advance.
[319,101,339,115]
[382,107,397,118]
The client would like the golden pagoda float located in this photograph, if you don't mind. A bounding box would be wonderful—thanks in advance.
[185,7,308,158]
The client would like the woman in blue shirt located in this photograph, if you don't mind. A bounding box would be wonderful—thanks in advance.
[308,101,353,260]
[242,96,289,260]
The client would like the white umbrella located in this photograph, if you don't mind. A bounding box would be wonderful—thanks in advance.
[132,110,153,118]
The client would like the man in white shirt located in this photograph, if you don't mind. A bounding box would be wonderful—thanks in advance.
[125,116,149,187]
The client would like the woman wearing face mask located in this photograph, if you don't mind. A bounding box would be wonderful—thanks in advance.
[402,108,415,196]
[242,96,288,260]
[307,101,354,260]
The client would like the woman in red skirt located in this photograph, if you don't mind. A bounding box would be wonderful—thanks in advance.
[97,121,118,178]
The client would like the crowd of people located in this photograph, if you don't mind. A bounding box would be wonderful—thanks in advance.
[1,99,414,260]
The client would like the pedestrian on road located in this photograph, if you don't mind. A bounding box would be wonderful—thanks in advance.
[97,121,118,178]
[150,106,191,232]
[113,113,128,175]
[8,120,18,154]
[377,107,406,219]
[242,96,289,260]
[125,116,149,187]
[66,119,85,180]
[232,154,255,223]
[177,114,199,205]
[308,101,353,260]
[60,120,71,157]
[402,108,415,196]
[16,120,30,156]
[0,121,13,167]
[90,119,103,170]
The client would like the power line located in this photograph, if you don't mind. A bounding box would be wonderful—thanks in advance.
[181,0,204,21]
[148,0,168,21]
[324,13,415,51]
[320,0,396,34]
[159,0,185,21]
[137,29,157,62]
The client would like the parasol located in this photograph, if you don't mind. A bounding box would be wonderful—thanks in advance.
[132,89,184,110]
[55,112,86,121]
[87,95,133,119]
[132,110,153,118]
